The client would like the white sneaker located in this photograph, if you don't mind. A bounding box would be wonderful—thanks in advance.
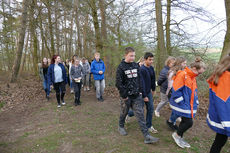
[125,116,130,123]
[87,87,90,91]
[172,132,185,148]
[70,90,74,94]
[57,105,61,108]
[148,126,158,134]
[155,110,160,117]
[176,117,182,122]
[62,102,66,105]
[181,138,191,148]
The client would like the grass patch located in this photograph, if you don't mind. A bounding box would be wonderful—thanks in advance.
[0,101,6,109]
[33,132,66,152]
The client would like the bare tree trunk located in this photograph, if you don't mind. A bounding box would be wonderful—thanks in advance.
[117,19,122,48]
[220,0,230,60]
[83,15,89,58]
[54,0,60,54]
[30,0,39,75]
[46,0,55,55]
[20,33,29,73]
[69,8,74,58]
[10,0,30,82]
[90,0,102,53]
[166,0,172,55]
[75,0,82,56]
[99,0,110,72]
[155,0,167,76]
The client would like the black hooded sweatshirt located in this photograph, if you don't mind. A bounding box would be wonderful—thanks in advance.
[116,59,142,99]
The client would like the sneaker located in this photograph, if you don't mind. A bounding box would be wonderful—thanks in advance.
[118,126,128,136]
[155,110,160,117]
[166,120,178,131]
[125,116,130,123]
[62,101,66,105]
[57,105,61,108]
[87,88,90,91]
[144,135,159,144]
[176,117,182,122]
[70,89,74,94]
[172,132,185,148]
[97,98,101,102]
[181,138,191,148]
[148,126,158,134]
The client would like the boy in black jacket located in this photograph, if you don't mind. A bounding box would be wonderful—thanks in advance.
[116,47,159,144]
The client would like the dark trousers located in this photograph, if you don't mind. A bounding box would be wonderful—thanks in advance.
[73,81,82,104]
[177,117,193,137]
[119,95,149,137]
[210,133,228,153]
[53,81,66,105]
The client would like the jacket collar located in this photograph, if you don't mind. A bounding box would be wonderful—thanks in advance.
[184,67,198,78]
[164,66,170,70]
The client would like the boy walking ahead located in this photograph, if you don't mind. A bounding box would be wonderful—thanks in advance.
[140,52,158,133]
[116,47,159,144]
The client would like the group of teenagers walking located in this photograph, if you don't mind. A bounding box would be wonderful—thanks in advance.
[38,52,106,107]
[116,47,230,153]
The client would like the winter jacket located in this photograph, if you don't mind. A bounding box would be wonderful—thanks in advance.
[82,62,91,75]
[207,71,230,136]
[140,65,156,98]
[169,67,199,118]
[70,65,84,80]
[47,63,68,86]
[116,59,143,99]
[157,66,170,94]
[91,59,105,80]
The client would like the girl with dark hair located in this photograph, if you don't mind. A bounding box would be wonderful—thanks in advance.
[207,55,230,153]
[42,57,50,100]
[69,55,78,93]
[48,55,68,108]
[70,58,84,106]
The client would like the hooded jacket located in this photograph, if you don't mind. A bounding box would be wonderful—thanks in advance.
[157,66,170,94]
[169,67,199,118]
[116,59,142,99]
[207,71,230,136]
[90,59,105,80]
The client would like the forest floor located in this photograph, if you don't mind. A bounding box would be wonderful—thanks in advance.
[0,72,229,153]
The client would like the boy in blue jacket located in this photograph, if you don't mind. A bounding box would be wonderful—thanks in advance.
[140,52,158,133]
[91,52,106,102]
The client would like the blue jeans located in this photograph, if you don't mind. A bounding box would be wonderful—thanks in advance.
[144,92,154,128]
[169,110,180,124]
[70,78,73,89]
[128,109,134,117]
[128,92,154,128]
[43,76,49,96]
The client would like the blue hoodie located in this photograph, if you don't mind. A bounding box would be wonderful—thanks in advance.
[91,59,105,80]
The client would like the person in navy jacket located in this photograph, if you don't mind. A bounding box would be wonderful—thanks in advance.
[91,52,106,102]
[207,55,230,153]
[171,57,206,148]
[48,55,68,108]
[140,52,158,134]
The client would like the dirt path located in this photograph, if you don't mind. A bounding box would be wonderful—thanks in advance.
[0,77,229,153]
